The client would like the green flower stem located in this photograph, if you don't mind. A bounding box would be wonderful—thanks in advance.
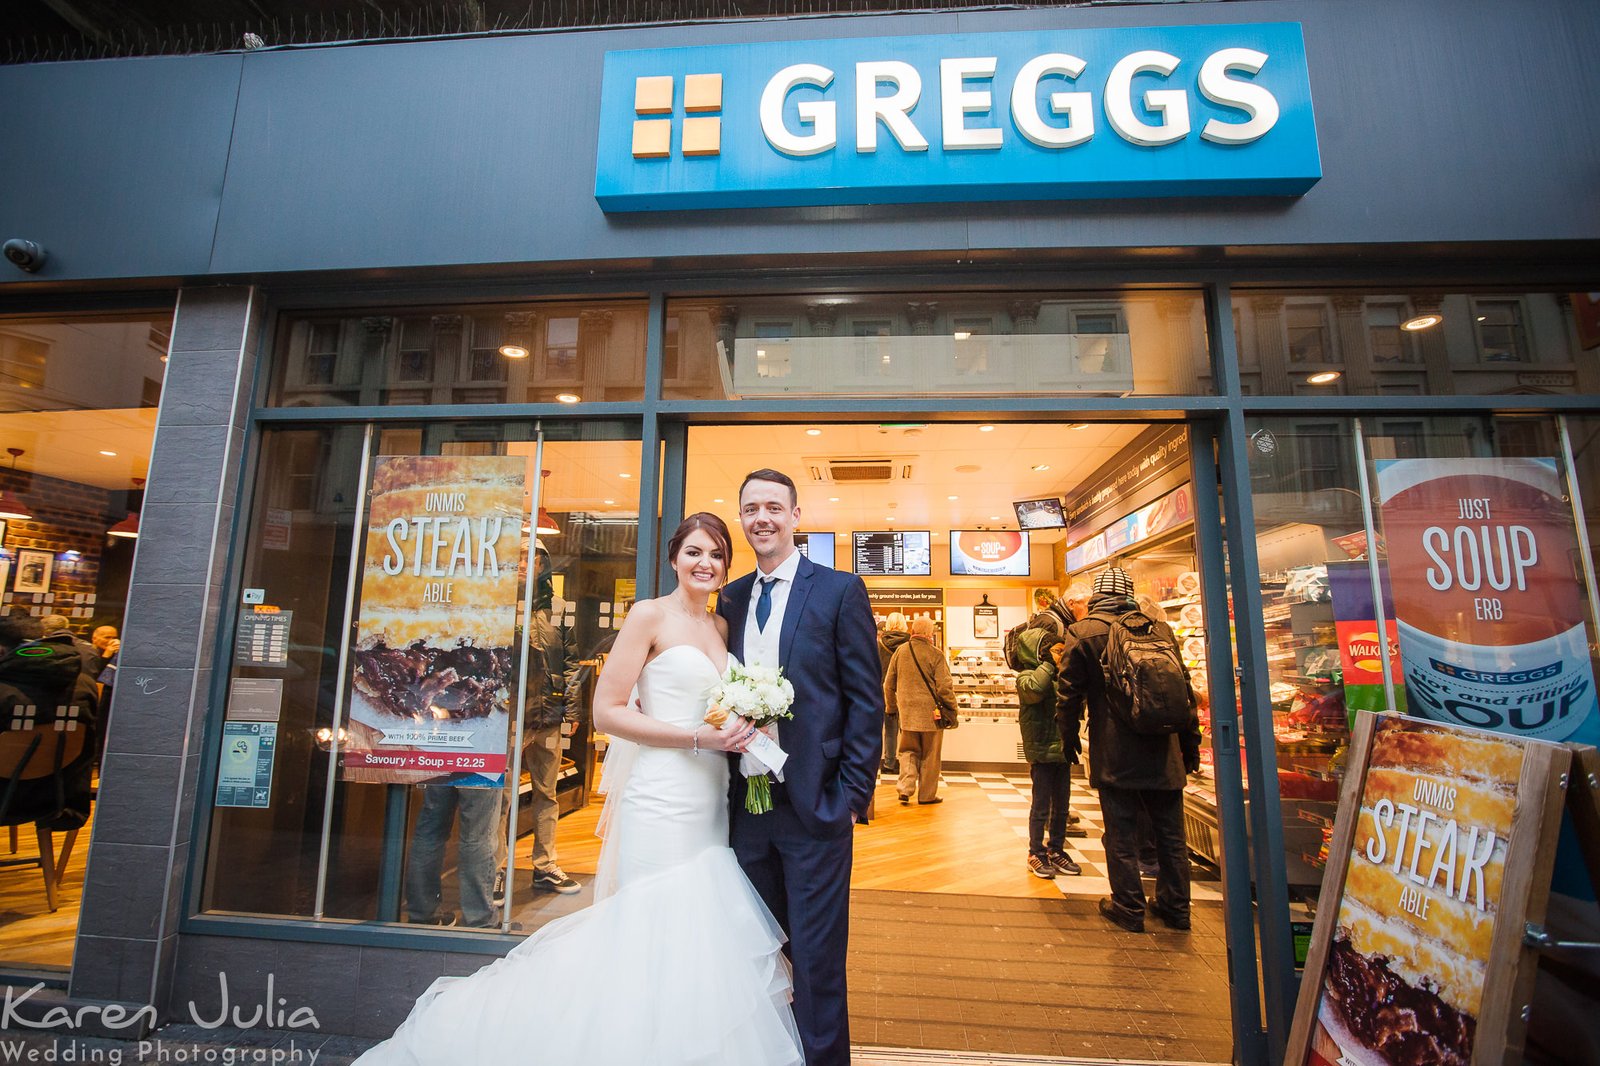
[745,774,773,815]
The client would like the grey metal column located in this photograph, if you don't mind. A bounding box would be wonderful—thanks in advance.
[635,292,666,598]
[70,286,263,1016]
[1188,419,1268,1066]
[656,422,688,595]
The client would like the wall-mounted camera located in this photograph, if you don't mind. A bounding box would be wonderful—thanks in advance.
[2,239,47,273]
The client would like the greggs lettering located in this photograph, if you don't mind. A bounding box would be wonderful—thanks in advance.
[1376,458,1598,743]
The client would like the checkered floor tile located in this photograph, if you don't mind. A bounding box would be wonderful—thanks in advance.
[882,770,1223,901]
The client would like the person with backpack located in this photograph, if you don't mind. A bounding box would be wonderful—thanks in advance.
[876,612,910,774]
[1055,567,1200,933]
[1014,627,1081,878]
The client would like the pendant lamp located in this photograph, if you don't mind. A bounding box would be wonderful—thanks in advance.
[0,448,33,521]
[534,468,560,535]
[107,476,145,539]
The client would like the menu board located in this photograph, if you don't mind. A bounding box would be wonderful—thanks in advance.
[796,532,836,569]
[852,530,931,576]
[341,456,526,787]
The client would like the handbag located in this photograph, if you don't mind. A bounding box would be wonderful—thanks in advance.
[907,643,960,730]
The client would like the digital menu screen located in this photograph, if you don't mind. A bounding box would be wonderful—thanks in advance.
[950,530,1031,576]
[852,531,932,576]
[795,532,836,569]
[1013,497,1067,530]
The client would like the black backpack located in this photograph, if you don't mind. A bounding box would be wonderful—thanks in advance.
[1100,611,1192,735]
[1003,604,1069,671]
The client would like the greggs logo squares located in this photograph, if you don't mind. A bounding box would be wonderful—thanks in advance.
[596,23,1320,211]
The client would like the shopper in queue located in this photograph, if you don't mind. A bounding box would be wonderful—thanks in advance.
[883,617,954,806]
[1055,567,1200,933]
[1014,626,1080,878]
[876,612,910,774]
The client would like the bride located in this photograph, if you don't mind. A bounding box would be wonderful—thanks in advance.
[354,513,804,1065]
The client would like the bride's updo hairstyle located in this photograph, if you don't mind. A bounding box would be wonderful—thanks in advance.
[666,512,734,584]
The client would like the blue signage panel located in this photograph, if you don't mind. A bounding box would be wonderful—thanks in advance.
[595,22,1320,211]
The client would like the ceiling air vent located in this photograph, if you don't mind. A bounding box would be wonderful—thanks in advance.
[803,456,915,484]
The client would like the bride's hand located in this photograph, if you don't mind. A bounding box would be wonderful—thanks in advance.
[699,714,758,753]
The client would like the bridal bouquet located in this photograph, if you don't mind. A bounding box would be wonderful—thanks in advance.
[704,663,795,814]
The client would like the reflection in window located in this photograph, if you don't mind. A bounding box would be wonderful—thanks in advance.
[1365,304,1414,364]
[1285,303,1332,364]
[1474,299,1529,363]
[544,317,580,382]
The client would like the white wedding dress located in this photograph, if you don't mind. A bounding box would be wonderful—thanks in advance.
[355,645,803,1065]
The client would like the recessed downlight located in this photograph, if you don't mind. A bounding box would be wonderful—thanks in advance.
[947,495,959,501]
[99,450,117,457]
[806,428,822,436]
[978,424,995,432]
[499,344,530,359]
[1032,463,1050,471]
[953,331,972,340]
[1306,370,1342,385]
[556,393,580,404]
[1401,313,1442,331]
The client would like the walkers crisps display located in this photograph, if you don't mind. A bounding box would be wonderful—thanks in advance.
[341,456,526,786]
[1288,713,1572,1066]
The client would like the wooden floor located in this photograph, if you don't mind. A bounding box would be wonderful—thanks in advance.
[0,811,89,972]
[534,776,1074,898]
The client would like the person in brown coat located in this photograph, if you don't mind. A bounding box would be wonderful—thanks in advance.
[883,617,955,805]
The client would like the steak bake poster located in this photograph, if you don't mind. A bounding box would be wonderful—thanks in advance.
[342,456,526,786]
[1305,716,1523,1066]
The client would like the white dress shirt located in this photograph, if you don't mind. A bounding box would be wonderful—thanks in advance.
[741,547,801,780]
[742,546,801,669]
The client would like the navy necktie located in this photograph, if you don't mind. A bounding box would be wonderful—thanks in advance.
[755,576,776,632]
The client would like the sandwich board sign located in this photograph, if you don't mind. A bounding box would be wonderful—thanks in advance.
[1286,712,1598,1066]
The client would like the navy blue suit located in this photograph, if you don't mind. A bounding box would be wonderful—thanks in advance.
[718,553,884,1066]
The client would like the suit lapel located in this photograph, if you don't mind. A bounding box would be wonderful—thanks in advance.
[722,574,753,660]
[778,553,815,670]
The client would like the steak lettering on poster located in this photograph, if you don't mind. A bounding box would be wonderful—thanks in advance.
[342,456,526,786]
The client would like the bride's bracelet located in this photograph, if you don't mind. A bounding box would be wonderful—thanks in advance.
[691,725,702,755]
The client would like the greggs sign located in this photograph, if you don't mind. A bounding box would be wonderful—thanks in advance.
[594,22,1320,211]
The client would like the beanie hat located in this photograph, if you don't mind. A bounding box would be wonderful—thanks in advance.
[1092,567,1135,598]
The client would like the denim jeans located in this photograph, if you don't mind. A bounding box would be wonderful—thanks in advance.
[1098,785,1189,922]
[404,784,503,927]
[1027,761,1071,857]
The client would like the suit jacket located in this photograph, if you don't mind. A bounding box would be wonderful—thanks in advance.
[717,552,884,835]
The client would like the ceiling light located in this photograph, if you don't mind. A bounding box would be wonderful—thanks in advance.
[756,349,767,359]
[953,331,972,340]
[1032,463,1050,471]
[535,508,561,536]
[619,472,632,478]
[1401,313,1442,331]
[828,496,840,502]
[107,512,140,539]
[556,393,580,404]
[947,495,959,500]
[713,498,724,503]
[990,515,1002,521]
[99,450,117,457]
[885,516,895,522]
[979,424,995,432]
[1066,423,1088,430]
[806,428,822,436]
[1306,370,1342,385]
[604,499,616,505]
[499,344,530,359]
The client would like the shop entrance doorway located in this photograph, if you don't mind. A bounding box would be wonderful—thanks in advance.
[659,420,1236,1063]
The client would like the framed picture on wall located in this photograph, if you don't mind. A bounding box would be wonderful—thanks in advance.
[0,520,7,547]
[14,549,52,594]
[0,560,9,597]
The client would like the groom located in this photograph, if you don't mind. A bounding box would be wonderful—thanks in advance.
[718,468,884,1066]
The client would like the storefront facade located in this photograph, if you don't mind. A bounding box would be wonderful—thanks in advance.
[2,2,1597,1063]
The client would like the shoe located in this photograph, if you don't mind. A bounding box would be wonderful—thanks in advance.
[532,866,581,895]
[1046,850,1082,876]
[919,796,943,805]
[898,793,911,806]
[1064,825,1089,838]
[1027,854,1056,879]
[1067,809,1082,825]
[1150,904,1191,930]
[412,912,457,927]
[1099,898,1145,933]
[492,867,506,907]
